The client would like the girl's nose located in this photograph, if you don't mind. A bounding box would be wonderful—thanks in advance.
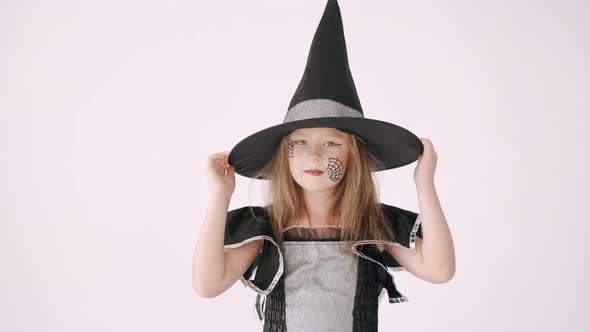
[308,154,321,162]
[307,144,322,162]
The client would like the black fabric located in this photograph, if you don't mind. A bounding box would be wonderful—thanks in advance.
[224,206,272,245]
[379,202,423,270]
[381,202,423,247]
[352,255,383,331]
[223,206,281,294]
[228,117,423,180]
[262,276,287,332]
[355,244,407,304]
[288,0,362,113]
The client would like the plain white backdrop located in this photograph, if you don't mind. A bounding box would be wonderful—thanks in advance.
[1,0,588,331]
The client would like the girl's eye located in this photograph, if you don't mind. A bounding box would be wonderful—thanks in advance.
[290,139,340,146]
[287,139,305,145]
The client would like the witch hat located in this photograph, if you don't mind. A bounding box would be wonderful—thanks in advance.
[228,0,423,179]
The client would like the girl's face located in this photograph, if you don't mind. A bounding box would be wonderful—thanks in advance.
[287,127,350,192]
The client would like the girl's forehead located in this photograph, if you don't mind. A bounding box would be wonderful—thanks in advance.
[289,127,346,137]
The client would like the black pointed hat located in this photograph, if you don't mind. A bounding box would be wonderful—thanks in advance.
[228,0,423,179]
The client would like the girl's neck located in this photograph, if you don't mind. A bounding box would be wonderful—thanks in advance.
[290,216,339,228]
[298,189,338,227]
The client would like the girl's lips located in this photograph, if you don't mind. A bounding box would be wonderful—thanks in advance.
[305,170,324,176]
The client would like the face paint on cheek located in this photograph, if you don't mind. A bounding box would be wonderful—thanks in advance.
[326,157,344,182]
[287,139,295,158]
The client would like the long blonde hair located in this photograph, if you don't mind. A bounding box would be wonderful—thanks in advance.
[251,131,395,254]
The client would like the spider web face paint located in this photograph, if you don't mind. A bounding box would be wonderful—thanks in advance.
[287,139,295,158]
[326,157,344,182]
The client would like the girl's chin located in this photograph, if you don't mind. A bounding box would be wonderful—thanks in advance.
[297,182,336,192]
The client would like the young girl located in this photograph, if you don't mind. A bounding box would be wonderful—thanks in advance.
[193,1,455,331]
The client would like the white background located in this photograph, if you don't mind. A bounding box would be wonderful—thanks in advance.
[1,0,588,331]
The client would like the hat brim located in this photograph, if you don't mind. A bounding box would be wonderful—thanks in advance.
[228,117,423,179]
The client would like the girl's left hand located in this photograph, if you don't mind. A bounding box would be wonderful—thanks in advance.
[413,138,437,186]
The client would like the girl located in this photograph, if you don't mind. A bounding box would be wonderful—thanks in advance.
[193,1,455,331]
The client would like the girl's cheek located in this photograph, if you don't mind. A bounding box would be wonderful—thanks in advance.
[287,140,295,159]
[326,157,344,182]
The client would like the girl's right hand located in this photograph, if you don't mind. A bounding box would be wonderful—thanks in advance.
[206,151,235,198]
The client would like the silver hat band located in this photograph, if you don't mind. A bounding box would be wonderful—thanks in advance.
[283,99,363,123]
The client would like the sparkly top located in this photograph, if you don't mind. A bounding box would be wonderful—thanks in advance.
[222,204,423,331]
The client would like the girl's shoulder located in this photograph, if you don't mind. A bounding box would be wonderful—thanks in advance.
[223,203,422,248]
[379,202,420,225]
[221,204,423,302]
[224,205,273,244]
[355,202,423,252]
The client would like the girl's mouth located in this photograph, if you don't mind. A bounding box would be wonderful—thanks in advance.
[304,170,324,176]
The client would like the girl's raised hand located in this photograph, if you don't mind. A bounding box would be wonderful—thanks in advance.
[413,138,437,187]
[205,151,235,198]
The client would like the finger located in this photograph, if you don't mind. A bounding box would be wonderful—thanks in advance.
[209,151,231,160]
[212,151,230,160]
[208,154,223,161]
[209,155,229,165]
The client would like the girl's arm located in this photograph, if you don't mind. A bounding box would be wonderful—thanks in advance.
[383,182,455,284]
[193,152,263,297]
[384,138,455,283]
[415,181,455,282]
[412,139,455,282]
[192,192,231,297]
[192,193,263,298]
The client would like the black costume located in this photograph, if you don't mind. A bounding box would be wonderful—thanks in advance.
[224,203,422,331]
